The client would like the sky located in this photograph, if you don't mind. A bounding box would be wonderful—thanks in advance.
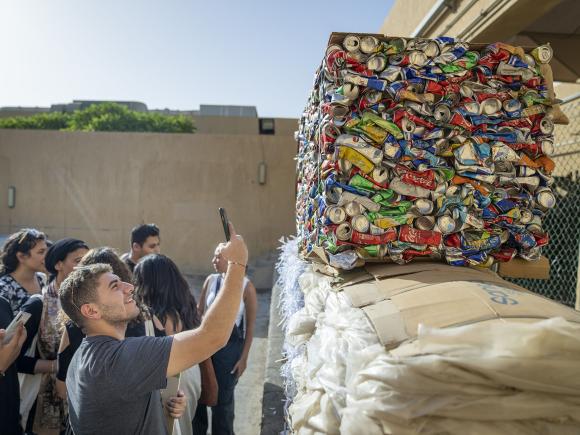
[0,0,394,118]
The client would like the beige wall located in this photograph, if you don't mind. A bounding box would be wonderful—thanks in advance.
[0,129,297,275]
[380,0,562,43]
[192,116,297,136]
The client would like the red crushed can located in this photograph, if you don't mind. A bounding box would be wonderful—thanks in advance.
[491,248,517,262]
[400,168,436,190]
[449,111,473,131]
[351,228,397,245]
[399,225,442,245]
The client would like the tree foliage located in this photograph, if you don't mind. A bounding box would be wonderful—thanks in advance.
[0,103,195,133]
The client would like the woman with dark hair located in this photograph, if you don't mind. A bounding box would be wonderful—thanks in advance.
[29,238,89,432]
[0,228,48,314]
[134,254,202,435]
[0,229,57,434]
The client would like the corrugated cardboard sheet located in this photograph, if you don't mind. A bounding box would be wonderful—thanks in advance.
[341,262,580,348]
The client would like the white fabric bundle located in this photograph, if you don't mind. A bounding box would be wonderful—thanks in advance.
[279,242,580,434]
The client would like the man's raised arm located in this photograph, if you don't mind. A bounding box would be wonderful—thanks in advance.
[167,223,248,377]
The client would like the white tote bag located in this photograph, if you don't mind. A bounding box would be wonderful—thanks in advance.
[18,332,43,430]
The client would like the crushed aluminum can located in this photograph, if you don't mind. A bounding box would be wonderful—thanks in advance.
[503,98,521,113]
[422,41,440,58]
[325,205,347,224]
[351,228,396,245]
[541,139,555,156]
[496,61,534,81]
[366,54,387,72]
[372,167,390,185]
[386,37,407,54]
[335,134,383,164]
[415,215,436,231]
[517,167,536,177]
[369,223,386,235]
[409,50,429,67]
[463,101,480,115]
[337,191,381,213]
[341,83,360,100]
[539,117,555,135]
[335,222,353,241]
[399,225,442,246]
[351,214,371,233]
[363,244,388,258]
[360,35,380,54]
[380,65,402,82]
[479,98,502,115]
[344,201,364,217]
[337,158,353,173]
[328,250,359,270]
[401,117,416,134]
[519,208,534,224]
[414,198,434,215]
[437,215,456,234]
[343,35,361,52]
[434,104,452,122]
[531,44,553,64]
[460,83,474,98]
[536,187,556,209]
[389,53,409,66]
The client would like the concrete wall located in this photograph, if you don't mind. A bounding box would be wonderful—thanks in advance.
[193,116,297,136]
[0,129,297,275]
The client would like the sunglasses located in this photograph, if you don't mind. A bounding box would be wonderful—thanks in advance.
[17,228,43,245]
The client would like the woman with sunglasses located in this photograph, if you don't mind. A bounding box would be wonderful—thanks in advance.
[0,229,48,315]
[0,229,56,434]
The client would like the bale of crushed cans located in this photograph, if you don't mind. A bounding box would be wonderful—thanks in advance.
[295,32,568,270]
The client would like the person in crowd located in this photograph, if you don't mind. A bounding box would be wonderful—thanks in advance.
[56,246,188,433]
[0,229,55,433]
[56,247,166,398]
[0,296,27,435]
[24,238,88,433]
[193,242,257,435]
[0,229,48,315]
[59,223,247,434]
[134,254,203,435]
[120,224,161,272]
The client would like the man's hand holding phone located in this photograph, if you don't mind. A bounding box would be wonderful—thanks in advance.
[220,222,248,269]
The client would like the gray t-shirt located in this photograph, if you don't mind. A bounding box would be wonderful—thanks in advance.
[67,334,173,435]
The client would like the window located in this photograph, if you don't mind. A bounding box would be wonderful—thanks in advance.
[259,118,275,135]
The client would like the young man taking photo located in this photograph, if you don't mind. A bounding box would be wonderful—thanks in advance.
[121,223,161,272]
[60,223,248,435]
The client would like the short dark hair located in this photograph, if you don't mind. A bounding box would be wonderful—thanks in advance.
[130,224,160,246]
[59,264,112,328]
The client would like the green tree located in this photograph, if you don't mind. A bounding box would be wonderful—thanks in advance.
[0,112,70,130]
[0,103,195,133]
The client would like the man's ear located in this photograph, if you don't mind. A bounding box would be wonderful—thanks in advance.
[131,242,141,253]
[80,303,101,321]
[55,260,64,272]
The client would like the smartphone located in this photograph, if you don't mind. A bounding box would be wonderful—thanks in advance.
[219,207,230,241]
[2,311,31,344]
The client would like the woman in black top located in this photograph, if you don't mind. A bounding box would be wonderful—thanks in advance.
[133,254,202,435]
